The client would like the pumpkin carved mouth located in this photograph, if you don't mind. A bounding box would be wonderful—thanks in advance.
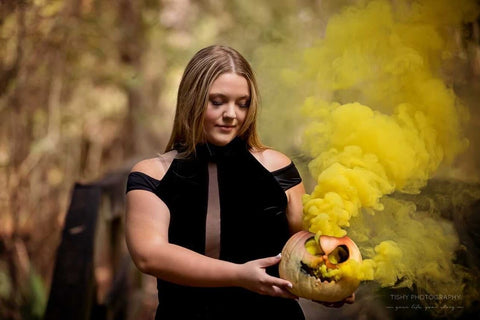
[279,231,362,302]
[300,261,335,282]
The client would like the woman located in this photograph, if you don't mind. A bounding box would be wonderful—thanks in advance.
[125,45,306,319]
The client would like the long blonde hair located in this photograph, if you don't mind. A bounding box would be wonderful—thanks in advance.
[165,45,265,156]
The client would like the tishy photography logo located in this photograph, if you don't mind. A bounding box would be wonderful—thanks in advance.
[387,294,464,312]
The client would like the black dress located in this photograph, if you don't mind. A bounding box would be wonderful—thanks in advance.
[126,137,305,320]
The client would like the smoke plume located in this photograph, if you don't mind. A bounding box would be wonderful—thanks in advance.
[299,0,479,310]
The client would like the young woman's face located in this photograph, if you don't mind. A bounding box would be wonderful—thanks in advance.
[204,72,250,146]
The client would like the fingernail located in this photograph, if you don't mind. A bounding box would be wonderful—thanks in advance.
[288,282,293,288]
[276,253,282,259]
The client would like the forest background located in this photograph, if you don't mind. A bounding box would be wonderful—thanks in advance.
[1,0,479,319]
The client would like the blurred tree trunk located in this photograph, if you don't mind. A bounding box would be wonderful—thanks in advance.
[117,0,146,157]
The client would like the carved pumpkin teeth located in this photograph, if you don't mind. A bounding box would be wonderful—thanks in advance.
[300,261,334,282]
[325,260,337,269]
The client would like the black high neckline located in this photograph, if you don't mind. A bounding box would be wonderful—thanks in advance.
[196,137,246,162]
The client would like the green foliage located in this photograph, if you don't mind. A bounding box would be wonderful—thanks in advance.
[21,268,47,320]
[0,265,12,300]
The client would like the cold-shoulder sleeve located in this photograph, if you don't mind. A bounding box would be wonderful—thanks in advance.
[271,162,302,191]
[126,171,161,194]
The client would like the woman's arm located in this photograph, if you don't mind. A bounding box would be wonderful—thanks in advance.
[125,182,297,298]
[285,182,306,235]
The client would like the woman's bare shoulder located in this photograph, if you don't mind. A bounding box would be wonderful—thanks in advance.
[130,150,178,181]
[250,147,292,172]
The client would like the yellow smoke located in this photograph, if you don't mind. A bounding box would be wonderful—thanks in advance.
[299,0,479,305]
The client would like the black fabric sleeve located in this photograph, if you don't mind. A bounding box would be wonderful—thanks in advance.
[271,162,302,191]
[126,171,161,194]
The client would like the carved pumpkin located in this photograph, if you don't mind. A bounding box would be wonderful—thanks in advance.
[279,231,362,302]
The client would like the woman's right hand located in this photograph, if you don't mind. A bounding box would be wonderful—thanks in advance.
[236,254,298,299]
